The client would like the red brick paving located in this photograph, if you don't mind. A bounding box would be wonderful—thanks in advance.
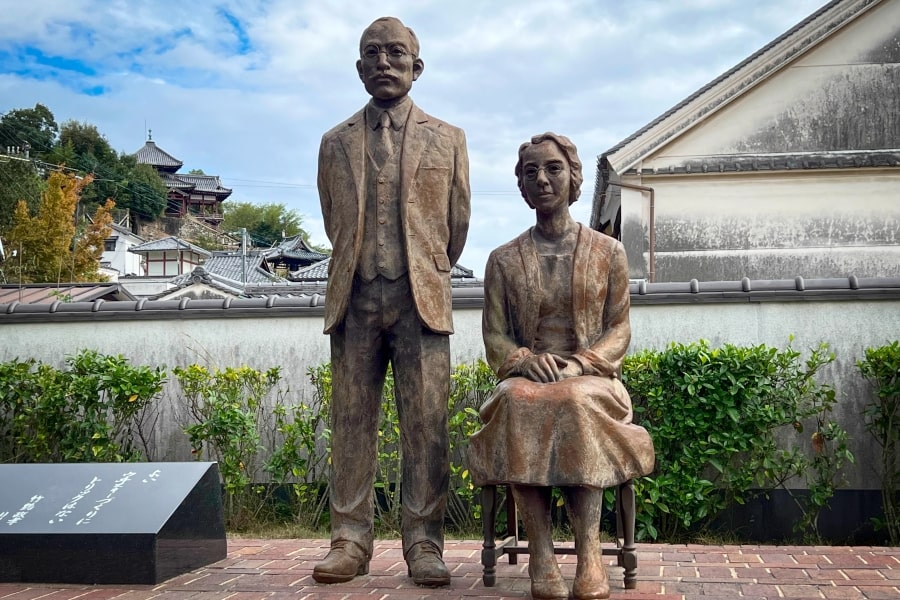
[0,539,896,599]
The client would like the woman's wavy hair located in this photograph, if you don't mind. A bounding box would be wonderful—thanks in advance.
[514,132,583,206]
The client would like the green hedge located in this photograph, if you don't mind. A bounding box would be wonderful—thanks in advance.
[0,341,875,542]
[0,350,165,463]
[857,341,900,545]
[624,340,852,542]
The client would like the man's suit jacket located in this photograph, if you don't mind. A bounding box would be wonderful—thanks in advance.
[318,102,470,335]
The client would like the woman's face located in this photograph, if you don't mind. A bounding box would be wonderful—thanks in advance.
[521,141,570,214]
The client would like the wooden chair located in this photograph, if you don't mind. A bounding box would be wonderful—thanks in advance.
[479,480,638,589]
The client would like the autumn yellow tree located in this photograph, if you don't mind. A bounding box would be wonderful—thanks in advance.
[6,171,114,284]
[73,198,115,280]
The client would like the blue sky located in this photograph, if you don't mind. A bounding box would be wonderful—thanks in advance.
[0,0,828,276]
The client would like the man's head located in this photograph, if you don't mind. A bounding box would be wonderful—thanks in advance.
[357,17,424,106]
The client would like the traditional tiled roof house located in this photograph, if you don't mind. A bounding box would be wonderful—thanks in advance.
[592,0,900,282]
[261,234,329,277]
[129,236,211,277]
[133,133,232,228]
[100,222,145,279]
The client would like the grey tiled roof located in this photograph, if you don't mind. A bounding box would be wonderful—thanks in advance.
[129,236,213,256]
[109,223,145,241]
[133,141,182,169]
[160,173,232,196]
[161,173,194,189]
[199,252,283,284]
[157,268,247,298]
[263,234,329,263]
[159,252,287,300]
[244,281,329,297]
[271,234,316,253]
[175,174,231,194]
[627,150,900,176]
[289,258,479,283]
[291,258,330,281]
[452,264,475,278]
[4,276,899,321]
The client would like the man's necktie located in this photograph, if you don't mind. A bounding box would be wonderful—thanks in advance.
[375,111,393,168]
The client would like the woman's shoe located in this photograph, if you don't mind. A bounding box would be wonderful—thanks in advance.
[572,563,609,599]
[531,576,569,600]
[528,562,569,599]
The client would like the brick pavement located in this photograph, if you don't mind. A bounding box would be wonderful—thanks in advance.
[0,539,897,600]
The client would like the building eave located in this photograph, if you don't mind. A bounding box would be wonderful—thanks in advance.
[624,149,900,176]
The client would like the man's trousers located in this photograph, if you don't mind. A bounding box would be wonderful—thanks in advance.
[328,274,450,559]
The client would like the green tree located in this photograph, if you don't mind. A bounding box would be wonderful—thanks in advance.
[0,159,44,233]
[42,139,77,168]
[58,120,118,165]
[116,157,168,225]
[0,104,59,156]
[47,121,166,226]
[55,120,121,207]
[223,201,307,247]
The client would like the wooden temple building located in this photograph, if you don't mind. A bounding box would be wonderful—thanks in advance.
[133,133,232,227]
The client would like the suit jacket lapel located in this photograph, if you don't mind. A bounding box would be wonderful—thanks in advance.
[400,104,429,209]
[336,109,367,244]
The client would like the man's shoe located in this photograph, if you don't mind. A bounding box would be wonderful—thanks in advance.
[406,543,451,587]
[312,541,369,584]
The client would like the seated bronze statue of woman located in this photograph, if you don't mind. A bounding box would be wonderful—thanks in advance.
[468,132,655,600]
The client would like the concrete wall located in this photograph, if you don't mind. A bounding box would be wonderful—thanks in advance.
[1,287,897,491]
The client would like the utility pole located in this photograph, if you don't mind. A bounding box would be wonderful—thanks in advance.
[18,243,23,303]
[241,228,247,284]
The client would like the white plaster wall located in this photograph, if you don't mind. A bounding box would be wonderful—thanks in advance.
[1,298,897,489]
[619,170,900,281]
[118,278,176,297]
[101,237,144,277]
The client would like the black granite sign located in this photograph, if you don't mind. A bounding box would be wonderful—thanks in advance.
[0,462,227,584]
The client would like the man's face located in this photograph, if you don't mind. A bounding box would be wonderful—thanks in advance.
[356,21,423,103]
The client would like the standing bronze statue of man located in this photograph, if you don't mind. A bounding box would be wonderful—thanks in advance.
[313,16,470,587]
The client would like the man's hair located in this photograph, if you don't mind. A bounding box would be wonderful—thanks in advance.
[515,132,583,206]
[360,17,420,57]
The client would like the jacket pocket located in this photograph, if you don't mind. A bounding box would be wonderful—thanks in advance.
[433,253,451,272]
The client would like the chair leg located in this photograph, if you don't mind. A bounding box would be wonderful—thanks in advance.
[506,486,518,564]
[481,485,498,587]
[618,480,638,589]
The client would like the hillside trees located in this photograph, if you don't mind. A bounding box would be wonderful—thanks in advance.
[223,200,307,248]
[4,171,113,283]
[0,158,44,234]
[0,104,54,234]
[2,106,167,228]
[0,103,58,156]
[53,121,167,224]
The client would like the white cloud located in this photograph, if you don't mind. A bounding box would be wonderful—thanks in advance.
[0,0,831,275]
